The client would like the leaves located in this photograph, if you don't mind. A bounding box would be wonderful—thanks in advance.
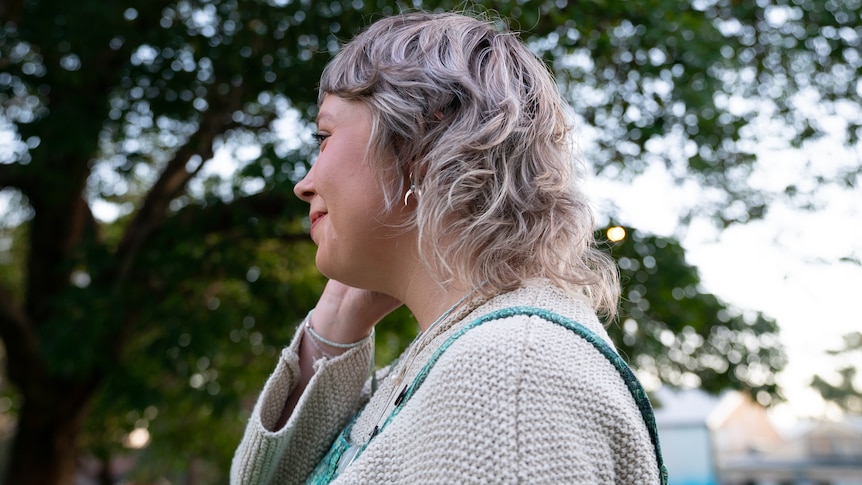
[1,0,857,482]
[811,331,862,414]
[600,225,786,404]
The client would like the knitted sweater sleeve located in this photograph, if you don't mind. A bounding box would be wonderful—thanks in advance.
[338,314,659,484]
[230,324,374,485]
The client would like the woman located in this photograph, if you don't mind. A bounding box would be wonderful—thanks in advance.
[232,11,665,484]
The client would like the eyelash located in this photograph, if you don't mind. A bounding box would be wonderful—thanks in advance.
[312,133,329,146]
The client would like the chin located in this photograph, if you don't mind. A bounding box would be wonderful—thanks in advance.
[314,255,349,285]
[314,253,335,280]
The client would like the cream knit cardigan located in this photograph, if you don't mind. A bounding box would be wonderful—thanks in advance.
[231,281,661,484]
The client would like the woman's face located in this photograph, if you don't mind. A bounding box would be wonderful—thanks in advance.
[294,94,409,290]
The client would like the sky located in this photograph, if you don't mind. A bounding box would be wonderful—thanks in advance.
[587,130,862,428]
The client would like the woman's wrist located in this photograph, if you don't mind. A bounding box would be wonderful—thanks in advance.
[303,309,374,356]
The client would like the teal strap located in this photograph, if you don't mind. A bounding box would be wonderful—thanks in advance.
[305,414,359,485]
[310,306,668,484]
[496,307,668,484]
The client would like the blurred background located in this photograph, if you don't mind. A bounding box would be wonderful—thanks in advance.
[0,0,859,484]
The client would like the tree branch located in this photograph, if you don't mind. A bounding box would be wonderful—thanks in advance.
[163,190,310,241]
[107,192,308,367]
[113,87,245,281]
[0,283,43,395]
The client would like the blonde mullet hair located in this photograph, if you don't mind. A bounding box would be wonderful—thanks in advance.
[319,12,619,319]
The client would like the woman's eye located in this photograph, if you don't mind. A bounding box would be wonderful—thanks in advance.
[312,133,329,146]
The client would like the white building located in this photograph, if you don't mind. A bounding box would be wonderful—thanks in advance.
[654,387,862,485]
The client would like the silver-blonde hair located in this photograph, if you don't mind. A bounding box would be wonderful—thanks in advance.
[318,12,619,318]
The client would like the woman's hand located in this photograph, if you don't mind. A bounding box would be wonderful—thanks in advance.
[276,280,400,428]
[310,279,402,349]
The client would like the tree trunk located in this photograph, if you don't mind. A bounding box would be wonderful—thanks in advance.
[96,456,114,485]
[4,379,98,485]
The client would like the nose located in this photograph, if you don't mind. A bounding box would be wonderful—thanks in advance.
[293,164,315,203]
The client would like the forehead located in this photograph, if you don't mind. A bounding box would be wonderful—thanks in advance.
[315,110,332,126]
[315,95,370,125]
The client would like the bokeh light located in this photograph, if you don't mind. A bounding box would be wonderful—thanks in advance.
[607,226,627,242]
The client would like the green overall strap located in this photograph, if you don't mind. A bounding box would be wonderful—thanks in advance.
[378,306,668,484]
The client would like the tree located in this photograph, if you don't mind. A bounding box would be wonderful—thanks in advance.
[0,0,857,483]
[0,0,337,482]
[602,225,785,405]
[811,332,862,415]
[532,0,861,227]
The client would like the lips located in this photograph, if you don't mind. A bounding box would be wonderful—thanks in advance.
[309,212,327,236]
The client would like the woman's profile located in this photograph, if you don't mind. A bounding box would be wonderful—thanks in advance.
[232,11,665,484]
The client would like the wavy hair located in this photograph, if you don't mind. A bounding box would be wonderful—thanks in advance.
[318,12,619,318]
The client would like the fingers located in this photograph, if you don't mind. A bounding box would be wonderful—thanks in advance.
[310,280,402,345]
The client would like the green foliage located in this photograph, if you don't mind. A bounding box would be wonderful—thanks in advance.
[526,0,862,225]
[811,332,862,414]
[600,225,786,405]
[77,219,327,480]
[3,0,859,227]
[0,0,857,482]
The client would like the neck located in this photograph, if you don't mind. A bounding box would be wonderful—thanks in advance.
[371,229,475,331]
[395,271,474,332]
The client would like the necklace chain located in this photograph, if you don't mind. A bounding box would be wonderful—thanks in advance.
[368,284,485,441]
[388,287,478,384]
